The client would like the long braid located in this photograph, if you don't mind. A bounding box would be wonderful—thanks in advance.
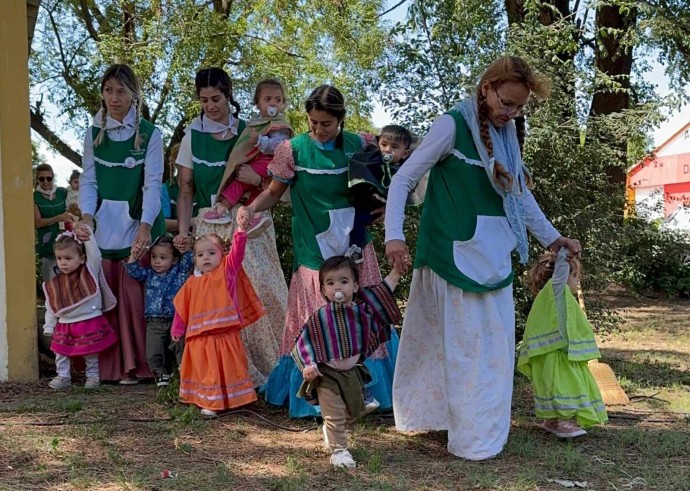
[94,100,108,147]
[229,94,241,118]
[133,97,142,151]
[478,95,512,192]
[513,115,535,189]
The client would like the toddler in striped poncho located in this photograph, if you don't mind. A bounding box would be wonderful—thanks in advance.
[292,255,401,469]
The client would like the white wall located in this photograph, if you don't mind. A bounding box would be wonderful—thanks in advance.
[658,125,690,157]
[635,186,665,220]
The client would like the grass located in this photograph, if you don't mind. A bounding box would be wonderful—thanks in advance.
[0,293,689,490]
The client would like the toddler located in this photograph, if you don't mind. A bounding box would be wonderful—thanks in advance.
[518,249,608,438]
[293,256,402,468]
[124,236,193,387]
[43,225,117,389]
[172,225,265,417]
[203,78,293,236]
[346,125,412,263]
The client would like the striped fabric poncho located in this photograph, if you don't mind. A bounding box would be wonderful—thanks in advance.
[292,282,402,370]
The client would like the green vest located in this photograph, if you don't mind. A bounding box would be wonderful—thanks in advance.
[190,119,246,211]
[34,187,68,258]
[517,279,601,375]
[91,119,165,259]
[166,181,178,219]
[415,111,516,292]
[289,132,365,270]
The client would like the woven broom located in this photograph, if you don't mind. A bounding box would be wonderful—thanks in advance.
[578,286,630,406]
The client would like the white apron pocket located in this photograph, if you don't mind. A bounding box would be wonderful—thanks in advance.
[94,199,139,251]
[452,215,517,285]
[316,207,355,260]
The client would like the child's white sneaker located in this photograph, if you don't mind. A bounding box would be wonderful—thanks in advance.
[118,377,138,385]
[49,376,72,390]
[344,245,363,264]
[200,408,218,418]
[84,377,100,389]
[330,449,356,468]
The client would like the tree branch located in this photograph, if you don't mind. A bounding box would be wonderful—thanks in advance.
[86,0,107,27]
[30,105,83,168]
[151,74,172,123]
[379,0,408,18]
[242,34,307,59]
[78,0,101,42]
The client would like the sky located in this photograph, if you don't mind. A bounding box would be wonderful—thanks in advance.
[38,0,690,184]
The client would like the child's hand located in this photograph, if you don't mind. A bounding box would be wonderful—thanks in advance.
[127,254,138,264]
[303,365,322,382]
[172,335,182,343]
[249,130,259,146]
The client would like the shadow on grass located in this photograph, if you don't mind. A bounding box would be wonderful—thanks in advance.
[601,347,690,389]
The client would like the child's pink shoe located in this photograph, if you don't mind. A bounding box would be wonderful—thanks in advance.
[537,419,587,439]
[202,207,232,224]
[246,213,271,238]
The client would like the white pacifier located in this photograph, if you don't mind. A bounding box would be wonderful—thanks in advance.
[267,105,278,117]
[334,291,345,303]
[382,153,393,164]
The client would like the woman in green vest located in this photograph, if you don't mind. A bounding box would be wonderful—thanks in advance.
[79,64,166,383]
[33,163,75,281]
[174,68,284,387]
[239,85,399,418]
[385,56,582,460]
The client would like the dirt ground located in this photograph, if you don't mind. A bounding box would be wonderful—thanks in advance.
[1,293,688,491]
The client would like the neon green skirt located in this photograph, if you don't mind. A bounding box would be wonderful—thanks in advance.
[522,350,608,428]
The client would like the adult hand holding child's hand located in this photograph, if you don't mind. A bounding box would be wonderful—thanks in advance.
[237,205,254,231]
[386,239,412,275]
[74,222,92,242]
[548,236,582,259]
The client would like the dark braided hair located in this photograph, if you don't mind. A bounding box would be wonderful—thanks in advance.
[305,85,347,148]
[195,68,241,119]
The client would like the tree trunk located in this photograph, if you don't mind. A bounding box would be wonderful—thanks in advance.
[590,2,637,186]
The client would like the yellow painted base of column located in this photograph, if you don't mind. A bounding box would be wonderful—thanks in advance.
[0,0,38,381]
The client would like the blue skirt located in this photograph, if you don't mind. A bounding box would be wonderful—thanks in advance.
[260,330,400,418]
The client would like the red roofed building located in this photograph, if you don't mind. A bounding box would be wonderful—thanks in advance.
[627,121,690,220]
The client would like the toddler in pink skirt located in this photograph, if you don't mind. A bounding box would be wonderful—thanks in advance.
[42,224,117,389]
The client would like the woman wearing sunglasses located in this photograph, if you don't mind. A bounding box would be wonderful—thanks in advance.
[34,163,77,281]
[385,56,582,460]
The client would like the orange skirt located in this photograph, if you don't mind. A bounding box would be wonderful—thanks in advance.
[179,329,257,411]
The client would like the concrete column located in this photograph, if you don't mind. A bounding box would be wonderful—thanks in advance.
[0,0,38,381]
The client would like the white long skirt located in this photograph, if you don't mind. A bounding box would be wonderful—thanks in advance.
[393,267,515,460]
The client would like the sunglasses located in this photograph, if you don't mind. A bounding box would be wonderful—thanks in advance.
[38,176,54,183]
[493,87,529,117]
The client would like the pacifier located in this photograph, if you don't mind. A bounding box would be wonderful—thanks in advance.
[267,105,278,117]
[382,153,393,164]
[334,291,345,303]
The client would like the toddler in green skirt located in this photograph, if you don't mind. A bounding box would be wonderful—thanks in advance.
[518,249,608,438]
